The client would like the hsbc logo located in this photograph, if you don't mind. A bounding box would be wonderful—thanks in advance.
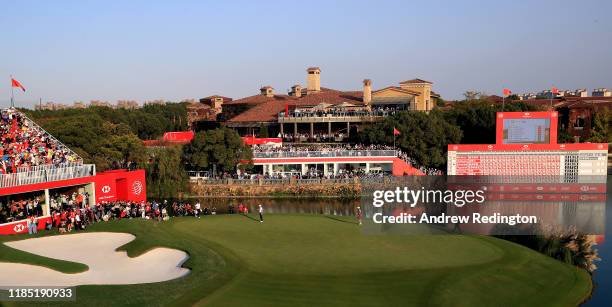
[101,185,111,194]
[13,224,25,233]
[132,180,143,196]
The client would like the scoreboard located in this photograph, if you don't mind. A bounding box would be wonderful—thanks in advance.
[447,143,608,177]
[447,112,608,179]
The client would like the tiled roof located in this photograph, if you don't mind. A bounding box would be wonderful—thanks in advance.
[201,95,232,100]
[557,97,612,109]
[223,93,295,105]
[372,86,420,96]
[399,78,432,84]
[227,88,364,123]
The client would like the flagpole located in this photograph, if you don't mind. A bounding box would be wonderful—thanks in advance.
[10,75,14,108]
[502,96,505,111]
[550,88,553,109]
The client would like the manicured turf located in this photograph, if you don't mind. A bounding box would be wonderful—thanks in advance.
[0,214,592,306]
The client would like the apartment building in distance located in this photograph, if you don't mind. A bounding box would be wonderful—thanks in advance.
[592,88,612,97]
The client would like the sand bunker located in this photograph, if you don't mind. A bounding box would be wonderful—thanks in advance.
[0,232,189,287]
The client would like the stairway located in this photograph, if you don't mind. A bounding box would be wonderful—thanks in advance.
[392,158,425,176]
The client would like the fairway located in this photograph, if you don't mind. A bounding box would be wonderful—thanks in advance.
[0,214,591,306]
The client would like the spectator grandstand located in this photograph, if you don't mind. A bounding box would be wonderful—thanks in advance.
[1,108,81,174]
[0,108,95,189]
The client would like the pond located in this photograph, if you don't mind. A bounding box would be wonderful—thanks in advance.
[184,197,359,216]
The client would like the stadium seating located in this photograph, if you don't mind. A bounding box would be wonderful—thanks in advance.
[1,108,81,174]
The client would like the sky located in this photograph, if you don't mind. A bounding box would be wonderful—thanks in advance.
[1,0,611,108]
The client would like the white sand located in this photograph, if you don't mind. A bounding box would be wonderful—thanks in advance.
[0,232,190,287]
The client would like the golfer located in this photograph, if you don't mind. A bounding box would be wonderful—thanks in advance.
[356,206,362,225]
[258,205,264,223]
[195,202,201,218]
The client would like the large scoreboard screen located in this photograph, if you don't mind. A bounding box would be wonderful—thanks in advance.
[496,111,557,145]
[502,118,550,144]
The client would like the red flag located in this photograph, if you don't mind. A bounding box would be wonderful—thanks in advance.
[393,127,400,136]
[285,103,289,116]
[503,88,512,96]
[551,87,558,94]
[11,78,26,92]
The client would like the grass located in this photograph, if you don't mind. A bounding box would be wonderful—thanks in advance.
[0,214,592,307]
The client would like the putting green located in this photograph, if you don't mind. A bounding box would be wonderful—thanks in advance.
[0,214,591,306]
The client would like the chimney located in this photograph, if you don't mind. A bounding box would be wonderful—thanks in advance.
[363,79,372,105]
[260,86,274,97]
[290,84,302,98]
[306,67,321,93]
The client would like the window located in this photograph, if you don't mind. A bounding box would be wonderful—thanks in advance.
[574,117,585,129]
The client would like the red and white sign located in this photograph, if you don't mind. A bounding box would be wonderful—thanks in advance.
[0,217,52,235]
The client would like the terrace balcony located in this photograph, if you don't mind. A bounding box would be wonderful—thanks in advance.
[278,113,384,123]
[253,150,397,159]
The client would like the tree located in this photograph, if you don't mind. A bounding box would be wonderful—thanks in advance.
[182,128,253,174]
[587,108,611,143]
[463,90,484,100]
[507,94,519,101]
[145,146,187,199]
[359,110,462,169]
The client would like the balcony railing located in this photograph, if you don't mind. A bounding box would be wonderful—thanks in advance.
[253,150,397,159]
[0,164,96,189]
[278,113,385,123]
[16,162,85,173]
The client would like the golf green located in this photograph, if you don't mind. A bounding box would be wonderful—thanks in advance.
[0,214,591,306]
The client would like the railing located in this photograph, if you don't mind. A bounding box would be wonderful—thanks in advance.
[190,177,363,185]
[0,164,96,189]
[278,115,384,123]
[252,150,397,159]
[16,161,84,173]
[279,110,398,119]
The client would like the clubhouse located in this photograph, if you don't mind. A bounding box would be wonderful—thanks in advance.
[196,67,441,140]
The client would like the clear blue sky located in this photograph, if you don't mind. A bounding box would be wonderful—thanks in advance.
[1,0,611,108]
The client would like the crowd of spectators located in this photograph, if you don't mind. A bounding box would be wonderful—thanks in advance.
[280,106,403,118]
[396,152,443,175]
[1,108,80,175]
[0,197,44,224]
[252,143,395,154]
[4,191,234,235]
[280,133,347,143]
